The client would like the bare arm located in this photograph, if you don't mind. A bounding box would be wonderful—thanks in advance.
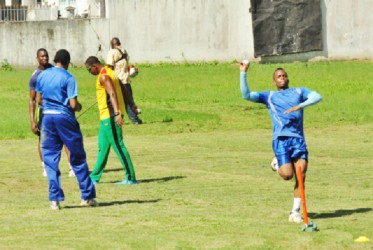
[100,75,124,127]
[36,92,43,107]
[29,90,39,134]
[69,97,82,112]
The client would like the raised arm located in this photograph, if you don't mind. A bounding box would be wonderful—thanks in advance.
[240,63,259,102]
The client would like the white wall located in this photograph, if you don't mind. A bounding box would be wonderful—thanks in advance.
[0,19,109,67]
[324,0,373,60]
[107,0,254,63]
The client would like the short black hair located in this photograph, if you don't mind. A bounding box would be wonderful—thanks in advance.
[54,49,71,66]
[85,56,101,66]
[274,67,285,72]
[273,67,287,79]
[36,48,48,56]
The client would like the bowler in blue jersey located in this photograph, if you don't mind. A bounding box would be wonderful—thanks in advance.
[36,49,97,210]
[239,63,322,223]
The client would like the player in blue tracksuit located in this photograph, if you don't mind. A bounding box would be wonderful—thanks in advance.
[36,49,97,210]
[239,63,322,223]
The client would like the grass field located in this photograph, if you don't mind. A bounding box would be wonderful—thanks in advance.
[1,61,373,249]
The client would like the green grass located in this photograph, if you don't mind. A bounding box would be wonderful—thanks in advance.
[2,61,373,139]
[1,61,373,249]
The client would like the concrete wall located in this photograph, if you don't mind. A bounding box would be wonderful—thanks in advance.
[324,0,373,60]
[0,0,372,67]
[0,18,109,67]
[106,0,253,63]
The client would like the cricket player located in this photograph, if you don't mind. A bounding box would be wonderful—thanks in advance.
[85,56,137,185]
[239,62,322,223]
[36,49,97,209]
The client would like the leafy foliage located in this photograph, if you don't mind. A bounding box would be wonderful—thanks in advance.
[1,59,14,71]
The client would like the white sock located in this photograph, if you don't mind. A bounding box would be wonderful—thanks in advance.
[292,198,301,213]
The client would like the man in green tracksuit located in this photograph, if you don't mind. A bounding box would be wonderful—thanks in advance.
[85,56,137,185]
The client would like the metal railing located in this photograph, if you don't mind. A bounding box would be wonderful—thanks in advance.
[0,6,27,22]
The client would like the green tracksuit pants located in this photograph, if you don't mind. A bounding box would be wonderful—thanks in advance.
[90,117,136,182]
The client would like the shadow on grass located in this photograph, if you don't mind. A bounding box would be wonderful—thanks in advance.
[309,208,372,219]
[63,199,161,209]
[138,175,186,183]
[102,175,186,184]
[98,199,161,207]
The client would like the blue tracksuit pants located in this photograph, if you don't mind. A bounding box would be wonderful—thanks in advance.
[41,114,96,202]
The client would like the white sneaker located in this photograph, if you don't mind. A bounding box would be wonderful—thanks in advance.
[270,156,279,172]
[42,168,47,177]
[68,168,75,177]
[50,201,60,210]
[289,211,303,223]
[81,199,98,207]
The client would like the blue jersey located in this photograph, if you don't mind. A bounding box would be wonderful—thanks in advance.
[35,67,78,117]
[29,68,42,91]
[258,88,312,140]
[29,64,53,91]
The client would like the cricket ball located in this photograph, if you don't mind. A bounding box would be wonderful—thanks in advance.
[242,59,250,66]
